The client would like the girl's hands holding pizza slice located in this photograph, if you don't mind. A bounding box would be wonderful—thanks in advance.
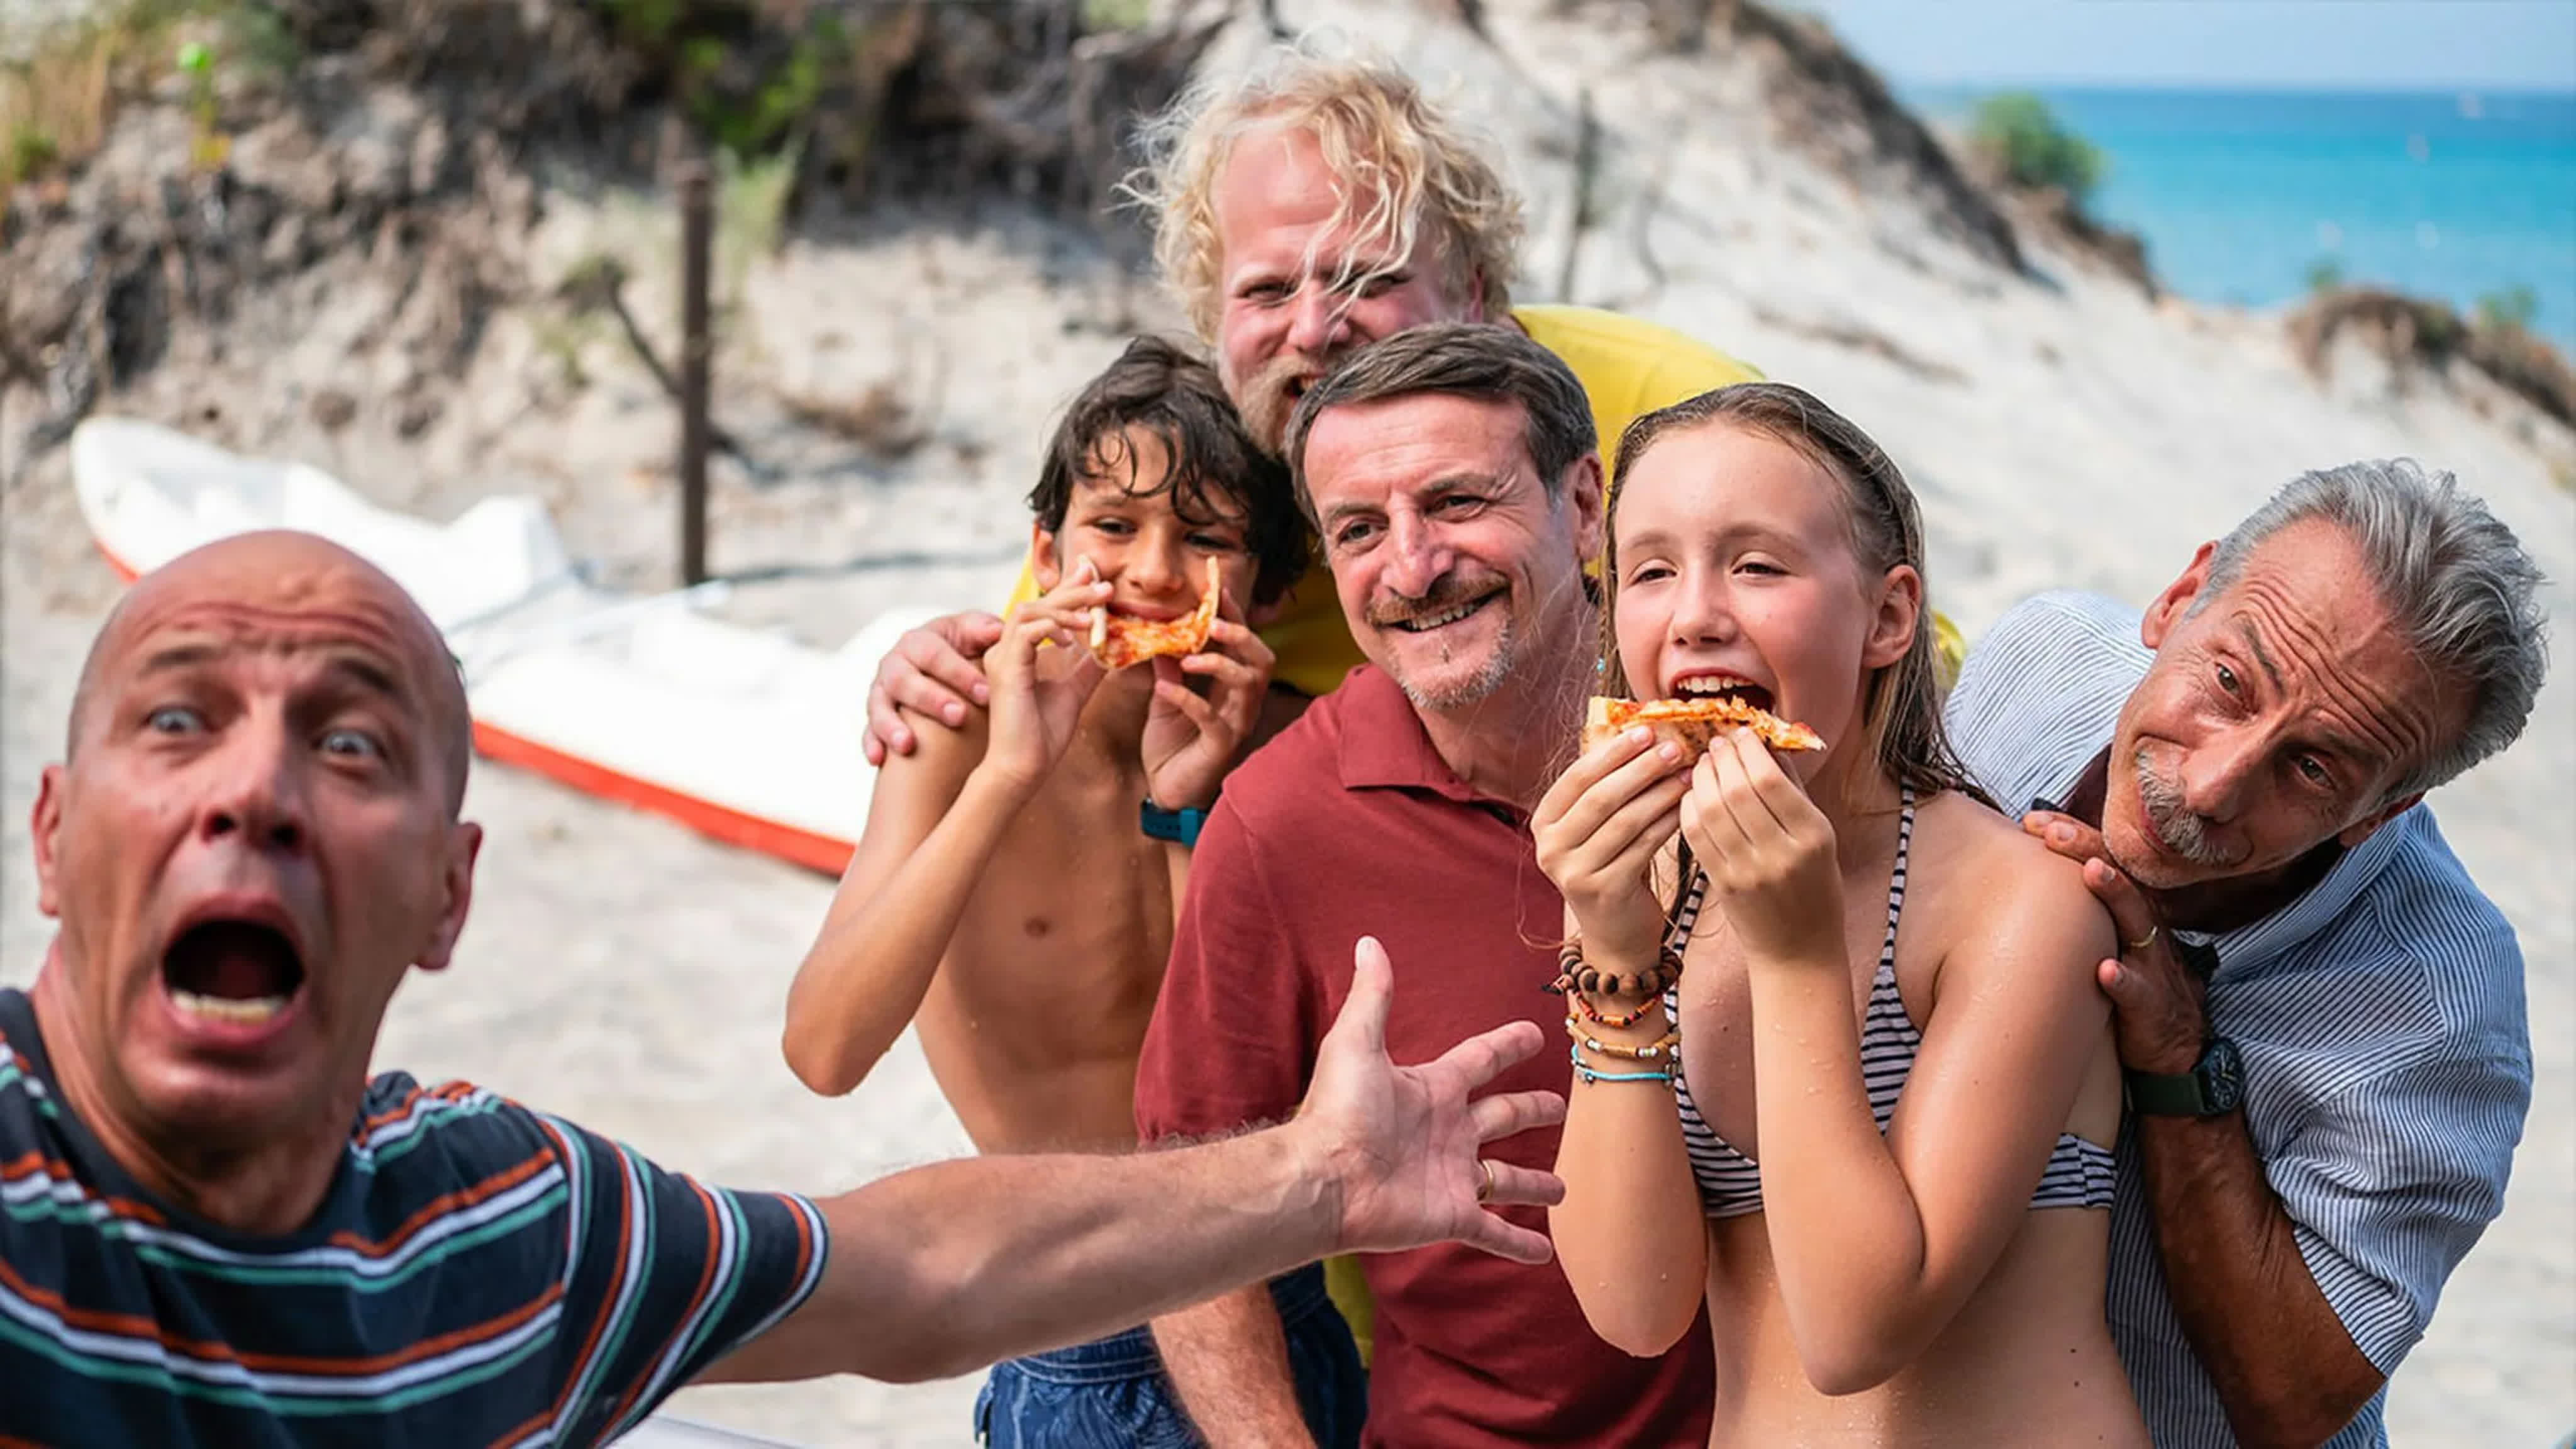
[1533,723,1693,970]
[1140,582,1275,813]
[1680,726,1844,972]
[979,558,1112,795]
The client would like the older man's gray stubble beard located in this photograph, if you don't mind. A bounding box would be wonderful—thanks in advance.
[2133,742,2249,870]
[1380,567,1594,719]
[1388,607,1518,713]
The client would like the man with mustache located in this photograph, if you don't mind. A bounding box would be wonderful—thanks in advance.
[860,46,1764,758]
[1941,460,2548,1449]
[1132,323,1716,1446]
[0,529,1572,1446]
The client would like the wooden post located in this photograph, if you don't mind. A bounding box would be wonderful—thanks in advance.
[678,152,714,587]
[1557,88,1599,304]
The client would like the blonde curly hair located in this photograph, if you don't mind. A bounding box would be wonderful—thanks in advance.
[1125,45,1525,344]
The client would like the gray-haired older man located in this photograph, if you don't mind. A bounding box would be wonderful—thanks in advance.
[1944,460,2548,1449]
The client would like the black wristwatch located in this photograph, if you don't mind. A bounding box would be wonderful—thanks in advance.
[2126,1037,2246,1117]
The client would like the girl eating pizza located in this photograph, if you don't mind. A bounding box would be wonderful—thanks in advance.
[1532,382,2149,1446]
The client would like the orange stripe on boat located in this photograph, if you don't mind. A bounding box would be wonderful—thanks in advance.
[472,721,855,877]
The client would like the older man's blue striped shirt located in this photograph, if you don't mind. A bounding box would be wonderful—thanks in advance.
[1944,592,2531,1449]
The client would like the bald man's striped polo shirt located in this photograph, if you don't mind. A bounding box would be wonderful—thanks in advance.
[0,989,826,1446]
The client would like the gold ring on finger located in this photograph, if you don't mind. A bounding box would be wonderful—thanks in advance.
[2128,924,2160,952]
[1474,1160,1495,1203]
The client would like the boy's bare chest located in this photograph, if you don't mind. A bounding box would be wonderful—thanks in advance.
[939,750,1173,1035]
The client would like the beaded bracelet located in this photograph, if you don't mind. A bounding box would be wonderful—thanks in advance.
[1548,941,1685,1002]
[1568,989,1663,1029]
[1563,1016,1680,1062]
[1567,1043,1676,1086]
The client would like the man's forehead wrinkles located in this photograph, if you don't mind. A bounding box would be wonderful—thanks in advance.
[143,592,416,647]
[2233,575,2374,672]
[114,598,430,691]
[2231,616,2284,691]
[128,631,415,692]
[2231,577,2430,767]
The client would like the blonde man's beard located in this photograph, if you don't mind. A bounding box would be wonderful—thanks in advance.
[1233,350,1333,460]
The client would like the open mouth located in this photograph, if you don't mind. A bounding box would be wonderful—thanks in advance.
[1387,591,1498,633]
[164,919,307,1026]
[1670,673,1775,714]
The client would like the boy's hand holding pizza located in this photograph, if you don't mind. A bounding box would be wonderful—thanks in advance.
[978,559,1113,795]
[1138,584,1275,813]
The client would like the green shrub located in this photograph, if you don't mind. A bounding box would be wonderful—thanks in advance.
[1971,91,2106,205]
[2304,257,2346,295]
[221,3,303,81]
[8,122,60,180]
[2476,285,2539,333]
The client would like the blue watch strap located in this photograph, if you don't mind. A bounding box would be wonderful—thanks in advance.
[1140,799,1210,847]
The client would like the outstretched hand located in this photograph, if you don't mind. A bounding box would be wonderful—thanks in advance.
[2024,810,2209,1075]
[1294,938,1566,1265]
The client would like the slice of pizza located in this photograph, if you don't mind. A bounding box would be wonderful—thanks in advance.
[1089,557,1224,670]
[1583,694,1827,756]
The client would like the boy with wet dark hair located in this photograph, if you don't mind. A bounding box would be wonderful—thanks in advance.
[1027,335,1307,611]
[780,336,1361,1447]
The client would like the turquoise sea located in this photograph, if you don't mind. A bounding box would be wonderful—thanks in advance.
[1911,86,2576,355]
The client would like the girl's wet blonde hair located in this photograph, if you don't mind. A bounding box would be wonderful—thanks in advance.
[1124,43,1524,343]
[1604,382,1974,809]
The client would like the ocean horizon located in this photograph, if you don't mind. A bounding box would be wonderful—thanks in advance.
[1908,84,2576,356]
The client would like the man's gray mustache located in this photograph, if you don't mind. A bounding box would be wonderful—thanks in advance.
[1365,577,1501,629]
[2134,745,2246,867]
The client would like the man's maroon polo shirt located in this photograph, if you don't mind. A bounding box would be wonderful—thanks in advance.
[1136,664,1714,1448]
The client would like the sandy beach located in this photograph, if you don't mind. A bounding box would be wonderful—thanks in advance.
[4,1,2570,1443]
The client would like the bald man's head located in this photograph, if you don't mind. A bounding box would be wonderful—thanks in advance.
[30,530,486,1202]
[66,531,474,816]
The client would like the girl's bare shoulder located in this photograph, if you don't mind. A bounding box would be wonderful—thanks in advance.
[1906,790,2111,948]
